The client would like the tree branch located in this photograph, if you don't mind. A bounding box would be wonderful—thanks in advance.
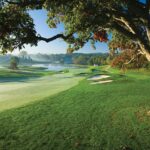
[112,22,137,40]
[114,17,136,34]
[36,33,73,43]
[124,51,141,65]
[5,0,46,7]
[124,56,136,65]
[114,13,150,53]
[146,0,150,27]
[145,27,150,41]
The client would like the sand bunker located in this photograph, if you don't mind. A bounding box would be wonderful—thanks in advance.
[88,75,113,84]
[91,80,113,84]
[88,75,110,81]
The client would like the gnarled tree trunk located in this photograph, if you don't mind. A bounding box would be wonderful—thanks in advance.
[138,41,150,61]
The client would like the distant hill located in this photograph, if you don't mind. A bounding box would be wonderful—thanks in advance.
[0,53,109,65]
[29,53,109,64]
[0,54,11,64]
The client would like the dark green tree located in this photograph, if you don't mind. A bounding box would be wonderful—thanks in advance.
[9,56,19,70]
[73,55,89,65]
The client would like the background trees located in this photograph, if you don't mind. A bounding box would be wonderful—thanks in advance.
[88,56,107,66]
[111,49,149,69]
[0,53,109,65]
[19,51,28,59]
[9,56,19,70]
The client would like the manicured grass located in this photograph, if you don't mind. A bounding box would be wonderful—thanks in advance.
[0,66,54,82]
[0,67,150,150]
[0,67,85,111]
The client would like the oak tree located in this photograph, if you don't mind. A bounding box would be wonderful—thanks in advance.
[0,0,150,61]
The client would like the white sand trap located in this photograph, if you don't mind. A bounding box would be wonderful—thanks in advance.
[88,75,110,81]
[91,80,113,85]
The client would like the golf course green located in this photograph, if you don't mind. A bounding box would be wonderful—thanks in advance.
[0,66,149,150]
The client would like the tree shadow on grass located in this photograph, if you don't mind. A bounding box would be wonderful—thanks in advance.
[0,76,42,83]
[0,71,42,83]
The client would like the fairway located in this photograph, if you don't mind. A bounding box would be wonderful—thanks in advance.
[0,68,84,111]
[0,67,149,150]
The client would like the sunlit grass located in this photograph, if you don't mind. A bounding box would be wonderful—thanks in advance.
[0,66,149,149]
[0,67,85,111]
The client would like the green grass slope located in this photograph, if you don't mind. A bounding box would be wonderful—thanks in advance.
[0,68,150,150]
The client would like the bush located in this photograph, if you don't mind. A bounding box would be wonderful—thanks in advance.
[111,50,149,69]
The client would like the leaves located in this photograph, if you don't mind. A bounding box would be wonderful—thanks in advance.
[0,5,37,53]
[111,49,148,69]
[0,0,149,57]
[94,30,108,42]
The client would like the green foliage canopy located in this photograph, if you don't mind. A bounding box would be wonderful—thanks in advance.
[0,0,150,60]
[0,5,38,54]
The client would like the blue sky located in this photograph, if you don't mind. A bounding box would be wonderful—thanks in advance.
[14,10,109,54]
[12,0,146,54]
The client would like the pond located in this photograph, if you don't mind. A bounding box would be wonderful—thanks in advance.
[32,64,76,71]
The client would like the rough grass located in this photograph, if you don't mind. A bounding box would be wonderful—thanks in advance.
[0,67,150,150]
